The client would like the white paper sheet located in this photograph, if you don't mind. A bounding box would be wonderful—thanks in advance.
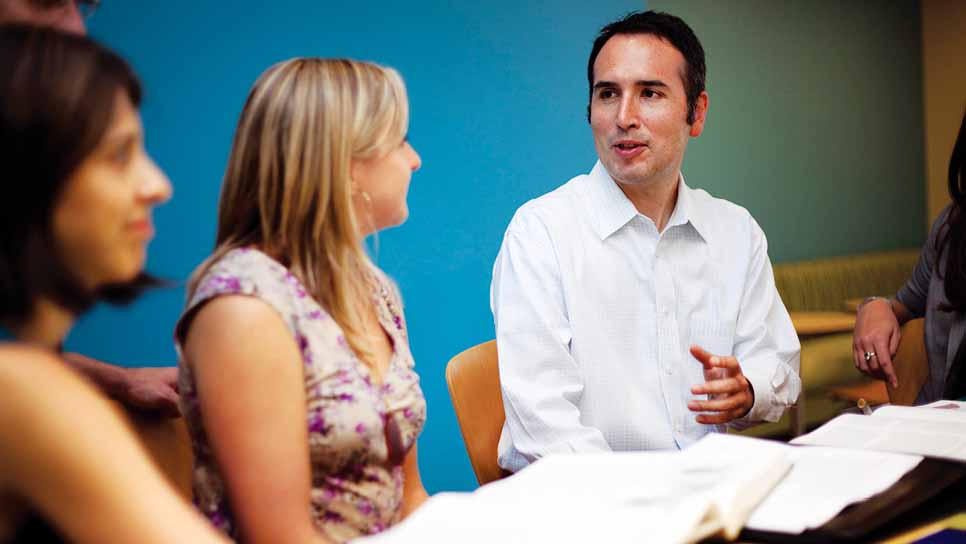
[791,401,966,462]
[745,446,922,534]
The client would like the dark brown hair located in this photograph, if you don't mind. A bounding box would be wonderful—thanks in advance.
[0,24,154,328]
[937,111,966,313]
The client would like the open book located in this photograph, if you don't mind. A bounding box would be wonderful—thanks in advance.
[362,433,791,544]
[791,400,966,462]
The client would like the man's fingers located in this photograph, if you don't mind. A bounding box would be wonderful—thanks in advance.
[695,409,745,425]
[688,397,744,412]
[690,345,713,367]
[691,376,744,396]
[706,355,740,371]
[690,347,741,374]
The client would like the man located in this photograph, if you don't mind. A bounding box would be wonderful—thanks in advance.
[491,11,801,472]
[1,0,179,415]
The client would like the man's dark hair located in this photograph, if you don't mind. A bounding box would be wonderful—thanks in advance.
[586,10,706,124]
[0,24,156,328]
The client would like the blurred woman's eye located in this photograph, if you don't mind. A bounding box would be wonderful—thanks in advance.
[109,141,135,167]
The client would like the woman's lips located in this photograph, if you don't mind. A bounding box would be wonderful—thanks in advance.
[128,219,154,240]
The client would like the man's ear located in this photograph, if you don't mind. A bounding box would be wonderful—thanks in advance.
[689,91,709,138]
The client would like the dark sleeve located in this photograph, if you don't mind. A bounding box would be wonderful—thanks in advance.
[896,206,951,318]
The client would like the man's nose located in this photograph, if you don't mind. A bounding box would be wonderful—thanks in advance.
[617,96,641,131]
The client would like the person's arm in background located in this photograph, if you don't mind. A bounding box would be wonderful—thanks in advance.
[0,345,227,544]
[62,352,179,417]
[491,210,611,472]
[853,209,944,386]
[691,216,801,428]
[183,296,330,544]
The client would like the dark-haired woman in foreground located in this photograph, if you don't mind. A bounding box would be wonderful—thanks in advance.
[854,112,966,402]
[0,25,225,543]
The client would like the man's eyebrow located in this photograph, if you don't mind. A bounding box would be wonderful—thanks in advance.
[593,79,670,90]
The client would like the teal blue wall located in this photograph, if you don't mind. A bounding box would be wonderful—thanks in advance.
[67,1,643,493]
[649,0,926,262]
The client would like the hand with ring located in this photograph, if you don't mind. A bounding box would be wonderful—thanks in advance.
[853,298,900,387]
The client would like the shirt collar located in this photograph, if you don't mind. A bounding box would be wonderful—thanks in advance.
[587,161,638,240]
[586,161,708,242]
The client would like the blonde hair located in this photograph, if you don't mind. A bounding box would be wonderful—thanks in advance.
[189,58,409,364]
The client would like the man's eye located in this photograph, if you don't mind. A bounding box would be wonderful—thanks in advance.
[598,89,616,100]
[643,89,662,99]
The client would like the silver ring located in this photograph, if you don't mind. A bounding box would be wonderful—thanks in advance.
[864,351,876,362]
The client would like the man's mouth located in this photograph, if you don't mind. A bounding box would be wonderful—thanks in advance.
[612,140,647,158]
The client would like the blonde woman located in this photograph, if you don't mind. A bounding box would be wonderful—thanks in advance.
[175,58,426,543]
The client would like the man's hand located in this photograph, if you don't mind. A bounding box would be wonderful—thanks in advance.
[63,353,180,417]
[687,345,754,424]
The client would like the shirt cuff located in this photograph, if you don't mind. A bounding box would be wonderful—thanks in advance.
[730,361,800,428]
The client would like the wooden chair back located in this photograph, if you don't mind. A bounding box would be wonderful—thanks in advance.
[445,340,510,485]
[887,318,929,406]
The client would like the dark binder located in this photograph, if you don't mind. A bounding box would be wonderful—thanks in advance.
[735,458,966,543]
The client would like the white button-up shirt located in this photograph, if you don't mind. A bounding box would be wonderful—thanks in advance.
[491,162,801,472]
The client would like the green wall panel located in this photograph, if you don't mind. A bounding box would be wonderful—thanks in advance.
[649,0,925,262]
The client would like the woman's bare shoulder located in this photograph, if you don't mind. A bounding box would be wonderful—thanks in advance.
[0,344,76,386]
[0,344,107,431]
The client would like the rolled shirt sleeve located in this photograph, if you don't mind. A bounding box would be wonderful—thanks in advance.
[730,217,802,427]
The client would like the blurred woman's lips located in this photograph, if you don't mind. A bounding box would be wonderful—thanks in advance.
[127,218,154,239]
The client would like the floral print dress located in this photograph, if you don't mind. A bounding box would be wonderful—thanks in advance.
[175,248,426,542]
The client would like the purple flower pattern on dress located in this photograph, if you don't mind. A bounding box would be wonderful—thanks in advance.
[175,248,425,543]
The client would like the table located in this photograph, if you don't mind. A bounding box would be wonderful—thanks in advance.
[789,311,856,336]
[787,311,858,436]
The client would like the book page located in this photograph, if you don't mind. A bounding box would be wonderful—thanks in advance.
[745,445,922,534]
[791,413,966,461]
[874,400,966,423]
